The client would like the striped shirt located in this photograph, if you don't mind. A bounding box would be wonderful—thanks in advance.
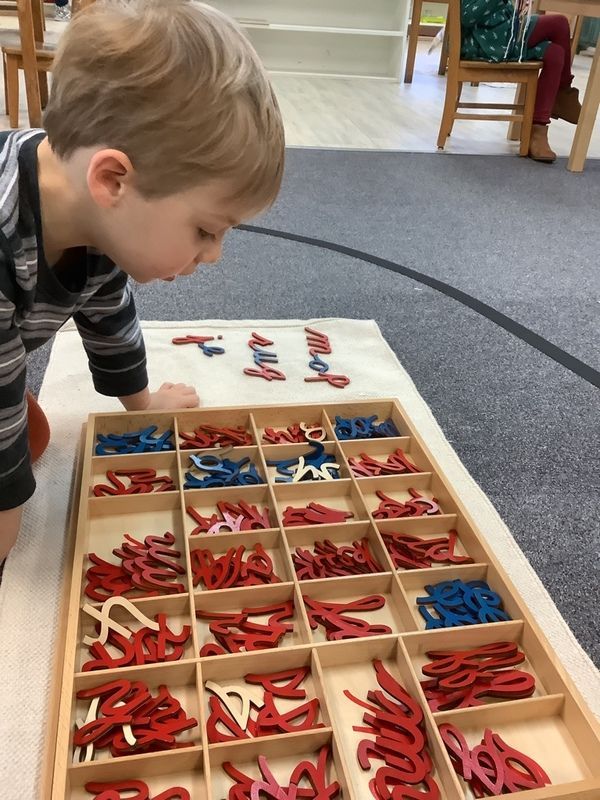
[0,129,148,511]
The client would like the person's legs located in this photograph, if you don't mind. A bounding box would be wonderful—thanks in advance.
[528,15,573,124]
[529,15,573,86]
[526,15,581,161]
[532,43,565,124]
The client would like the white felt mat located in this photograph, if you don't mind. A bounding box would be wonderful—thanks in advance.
[0,318,598,798]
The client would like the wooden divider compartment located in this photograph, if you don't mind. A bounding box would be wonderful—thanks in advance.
[402,620,565,707]
[194,582,310,655]
[432,695,600,799]
[376,514,482,570]
[262,441,352,483]
[76,593,195,674]
[71,661,203,764]
[47,399,600,800]
[175,408,256,445]
[357,471,447,518]
[284,520,394,579]
[93,412,177,458]
[206,729,349,800]
[188,528,293,589]
[199,645,332,744]
[398,562,525,631]
[67,749,207,799]
[89,451,180,498]
[316,637,463,800]
[301,573,416,641]
[339,435,434,477]
[183,485,280,537]
[180,445,266,491]
[251,406,335,444]
[83,493,188,601]
[324,399,410,439]
[274,479,370,527]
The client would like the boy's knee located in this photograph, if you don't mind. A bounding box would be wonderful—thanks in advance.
[26,391,51,463]
[0,505,24,560]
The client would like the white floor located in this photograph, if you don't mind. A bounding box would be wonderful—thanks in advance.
[272,41,599,158]
[1,20,598,160]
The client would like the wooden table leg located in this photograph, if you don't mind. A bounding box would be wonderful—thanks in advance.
[568,38,600,171]
[570,14,583,61]
[404,0,423,83]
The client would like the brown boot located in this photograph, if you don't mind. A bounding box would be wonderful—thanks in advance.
[529,124,556,163]
[551,86,581,124]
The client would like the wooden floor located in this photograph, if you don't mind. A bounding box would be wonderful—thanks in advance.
[271,42,599,158]
[1,21,597,159]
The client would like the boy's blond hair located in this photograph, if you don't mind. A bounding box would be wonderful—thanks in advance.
[44,0,284,206]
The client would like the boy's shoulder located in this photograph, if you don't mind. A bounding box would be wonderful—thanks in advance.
[0,127,44,163]
[0,129,45,263]
[0,128,45,218]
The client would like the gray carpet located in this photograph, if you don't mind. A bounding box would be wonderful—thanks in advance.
[29,150,600,666]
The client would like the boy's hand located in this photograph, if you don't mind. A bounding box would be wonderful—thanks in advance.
[147,382,200,410]
[120,382,200,412]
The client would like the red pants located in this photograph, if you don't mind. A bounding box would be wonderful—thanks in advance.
[528,15,574,124]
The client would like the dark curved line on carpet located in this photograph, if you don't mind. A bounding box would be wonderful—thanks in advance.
[238,223,600,391]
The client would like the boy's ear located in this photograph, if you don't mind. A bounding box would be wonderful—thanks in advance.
[87,149,134,208]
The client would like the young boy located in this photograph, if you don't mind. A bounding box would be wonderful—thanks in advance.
[0,0,285,560]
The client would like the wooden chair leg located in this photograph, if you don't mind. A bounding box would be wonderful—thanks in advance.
[404,0,424,83]
[519,77,537,156]
[507,83,526,141]
[437,73,458,148]
[2,53,8,115]
[23,70,42,127]
[38,69,48,109]
[5,55,19,128]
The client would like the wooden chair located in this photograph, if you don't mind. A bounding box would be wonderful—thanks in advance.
[1,0,58,127]
[437,0,541,155]
[3,0,95,127]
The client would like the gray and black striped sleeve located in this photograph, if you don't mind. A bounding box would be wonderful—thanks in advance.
[0,276,34,511]
[73,267,148,397]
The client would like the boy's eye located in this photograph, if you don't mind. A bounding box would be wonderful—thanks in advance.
[197,228,215,240]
